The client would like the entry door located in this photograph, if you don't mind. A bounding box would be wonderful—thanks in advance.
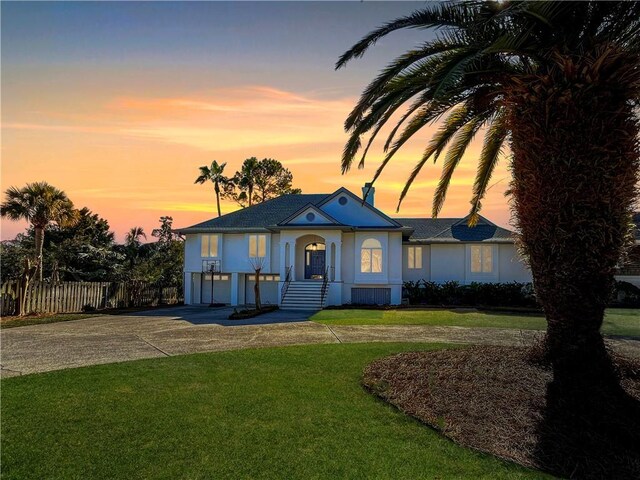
[305,250,326,279]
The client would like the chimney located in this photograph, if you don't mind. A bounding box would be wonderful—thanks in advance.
[362,182,375,207]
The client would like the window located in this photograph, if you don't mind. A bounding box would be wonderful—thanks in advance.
[201,235,219,257]
[361,238,383,273]
[249,234,267,257]
[470,245,493,273]
[407,246,423,269]
[248,275,280,282]
[204,274,229,281]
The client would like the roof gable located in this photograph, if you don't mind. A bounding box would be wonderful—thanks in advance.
[318,188,402,228]
[278,204,342,226]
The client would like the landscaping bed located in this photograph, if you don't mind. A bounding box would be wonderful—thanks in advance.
[363,345,640,479]
[228,305,278,320]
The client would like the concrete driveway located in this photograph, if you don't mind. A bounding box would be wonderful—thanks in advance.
[2,305,639,377]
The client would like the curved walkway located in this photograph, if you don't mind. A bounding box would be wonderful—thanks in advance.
[2,306,638,377]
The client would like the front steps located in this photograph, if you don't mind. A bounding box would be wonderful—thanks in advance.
[280,281,327,310]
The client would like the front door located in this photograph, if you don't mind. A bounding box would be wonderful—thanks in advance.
[304,243,326,279]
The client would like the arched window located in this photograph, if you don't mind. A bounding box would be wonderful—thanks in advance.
[361,238,382,273]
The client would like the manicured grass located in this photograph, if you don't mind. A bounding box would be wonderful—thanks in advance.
[312,308,640,337]
[1,343,550,479]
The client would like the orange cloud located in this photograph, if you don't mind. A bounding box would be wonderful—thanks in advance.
[2,85,514,241]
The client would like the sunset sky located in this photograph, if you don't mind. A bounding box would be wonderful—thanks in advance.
[1,1,514,242]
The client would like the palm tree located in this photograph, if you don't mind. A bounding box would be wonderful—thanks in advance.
[233,157,260,207]
[194,160,229,217]
[336,1,640,385]
[124,226,146,268]
[125,226,146,246]
[1,182,77,281]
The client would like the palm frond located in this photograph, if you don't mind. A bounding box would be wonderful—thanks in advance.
[432,115,487,218]
[468,111,509,226]
[335,3,477,69]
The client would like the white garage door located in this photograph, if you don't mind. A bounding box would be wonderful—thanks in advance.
[200,274,231,304]
[245,274,280,306]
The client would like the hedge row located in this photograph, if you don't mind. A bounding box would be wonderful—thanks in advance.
[402,280,640,308]
[403,281,537,307]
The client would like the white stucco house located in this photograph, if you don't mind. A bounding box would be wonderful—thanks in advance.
[177,184,535,309]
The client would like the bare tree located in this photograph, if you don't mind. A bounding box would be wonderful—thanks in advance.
[248,256,266,310]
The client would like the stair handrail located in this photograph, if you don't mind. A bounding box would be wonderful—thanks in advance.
[280,265,293,303]
[320,267,330,308]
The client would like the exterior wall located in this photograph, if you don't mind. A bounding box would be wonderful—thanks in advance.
[425,243,531,285]
[354,231,389,284]
[338,231,403,305]
[321,193,395,227]
[464,244,500,283]
[269,234,280,274]
[184,234,204,274]
[402,244,431,282]
[497,244,532,282]
[430,244,466,283]
[245,278,279,305]
[183,228,534,307]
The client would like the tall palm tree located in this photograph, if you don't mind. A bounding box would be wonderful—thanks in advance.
[124,226,146,268]
[125,226,146,247]
[337,1,640,385]
[233,157,260,207]
[194,160,229,217]
[1,182,77,281]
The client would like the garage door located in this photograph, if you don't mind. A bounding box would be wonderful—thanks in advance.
[245,274,280,306]
[200,274,231,304]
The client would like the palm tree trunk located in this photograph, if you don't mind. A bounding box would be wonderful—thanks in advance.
[34,226,45,282]
[214,182,222,217]
[508,77,639,388]
[248,186,253,207]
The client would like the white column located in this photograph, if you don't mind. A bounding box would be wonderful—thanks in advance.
[335,241,342,282]
[184,272,192,305]
[230,272,239,306]
[280,241,287,278]
[289,239,296,281]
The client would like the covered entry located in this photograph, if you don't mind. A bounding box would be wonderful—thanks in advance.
[304,242,326,279]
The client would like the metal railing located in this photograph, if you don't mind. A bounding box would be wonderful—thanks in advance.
[320,266,330,308]
[280,265,293,303]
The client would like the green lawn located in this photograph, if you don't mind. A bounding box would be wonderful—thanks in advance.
[312,308,640,337]
[1,343,551,479]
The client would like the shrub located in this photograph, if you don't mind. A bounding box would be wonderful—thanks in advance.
[402,280,538,308]
[611,281,640,307]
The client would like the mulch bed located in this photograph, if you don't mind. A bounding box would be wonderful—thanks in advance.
[363,346,640,479]
[228,305,278,320]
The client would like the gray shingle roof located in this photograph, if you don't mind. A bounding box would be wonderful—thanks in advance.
[178,193,513,242]
[178,194,329,232]
[396,216,514,242]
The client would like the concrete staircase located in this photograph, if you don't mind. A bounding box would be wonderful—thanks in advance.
[280,281,326,310]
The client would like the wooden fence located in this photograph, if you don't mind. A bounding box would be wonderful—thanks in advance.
[0,281,182,317]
